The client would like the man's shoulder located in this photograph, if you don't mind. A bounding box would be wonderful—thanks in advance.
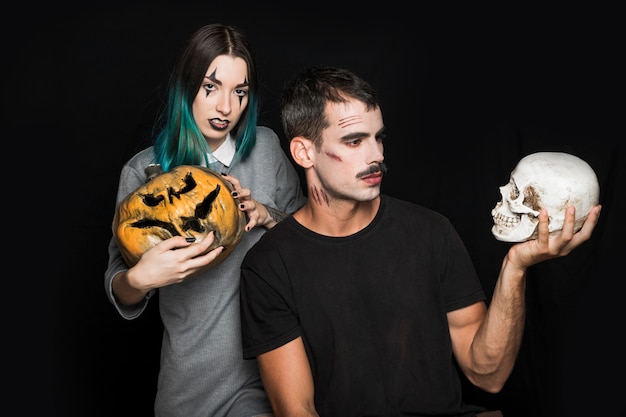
[260,215,297,241]
[245,217,296,258]
[381,195,454,236]
[382,194,446,219]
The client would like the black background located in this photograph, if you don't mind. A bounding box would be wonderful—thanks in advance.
[7,4,624,416]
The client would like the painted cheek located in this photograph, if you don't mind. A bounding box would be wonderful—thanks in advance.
[324,152,342,162]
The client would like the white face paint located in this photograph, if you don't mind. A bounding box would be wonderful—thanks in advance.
[491,152,599,242]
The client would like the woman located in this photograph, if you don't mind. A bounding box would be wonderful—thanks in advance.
[104,23,306,416]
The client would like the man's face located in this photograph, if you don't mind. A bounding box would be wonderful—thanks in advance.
[311,99,385,204]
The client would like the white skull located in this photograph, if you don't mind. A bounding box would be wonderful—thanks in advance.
[491,152,599,242]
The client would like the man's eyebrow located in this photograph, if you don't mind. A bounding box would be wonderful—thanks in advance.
[339,126,386,142]
[340,131,368,141]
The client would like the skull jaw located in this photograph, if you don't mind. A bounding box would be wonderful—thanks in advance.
[491,224,538,242]
[491,213,539,242]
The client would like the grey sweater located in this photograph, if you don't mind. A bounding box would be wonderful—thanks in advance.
[104,127,306,417]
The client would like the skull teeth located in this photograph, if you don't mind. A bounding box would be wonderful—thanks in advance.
[493,212,520,229]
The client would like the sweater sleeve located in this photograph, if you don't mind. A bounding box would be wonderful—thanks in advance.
[255,126,306,214]
[103,151,157,319]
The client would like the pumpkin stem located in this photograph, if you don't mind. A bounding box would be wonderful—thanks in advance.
[145,164,164,182]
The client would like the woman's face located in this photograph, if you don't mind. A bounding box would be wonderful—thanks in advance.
[192,54,249,149]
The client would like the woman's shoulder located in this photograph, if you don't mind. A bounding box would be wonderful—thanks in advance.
[255,125,280,142]
[252,126,287,159]
[124,147,156,170]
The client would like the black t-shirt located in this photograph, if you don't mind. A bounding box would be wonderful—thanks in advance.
[240,195,487,416]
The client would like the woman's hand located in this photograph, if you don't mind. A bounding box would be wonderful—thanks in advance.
[113,233,224,305]
[222,173,286,231]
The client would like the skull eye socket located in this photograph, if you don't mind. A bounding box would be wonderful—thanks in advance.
[522,186,541,211]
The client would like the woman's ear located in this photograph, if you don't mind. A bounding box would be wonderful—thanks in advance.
[290,137,313,168]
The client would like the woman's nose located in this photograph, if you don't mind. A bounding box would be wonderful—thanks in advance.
[216,93,231,114]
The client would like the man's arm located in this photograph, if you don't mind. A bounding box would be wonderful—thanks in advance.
[449,205,602,393]
[448,269,525,393]
[257,337,320,417]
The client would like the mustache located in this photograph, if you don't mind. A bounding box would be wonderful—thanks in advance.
[357,162,387,178]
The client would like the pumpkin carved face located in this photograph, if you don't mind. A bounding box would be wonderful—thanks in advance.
[113,165,246,267]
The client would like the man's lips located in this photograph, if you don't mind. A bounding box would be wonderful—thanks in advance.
[361,171,383,180]
[357,163,387,179]
[361,172,383,185]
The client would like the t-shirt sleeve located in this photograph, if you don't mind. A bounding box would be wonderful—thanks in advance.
[240,246,301,359]
[440,219,486,312]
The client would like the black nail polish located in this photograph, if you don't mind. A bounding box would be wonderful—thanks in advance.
[186,237,196,243]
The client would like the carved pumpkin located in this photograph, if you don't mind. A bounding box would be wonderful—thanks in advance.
[113,165,246,267]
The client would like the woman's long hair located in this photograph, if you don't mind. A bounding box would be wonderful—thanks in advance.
[153,23,258,172]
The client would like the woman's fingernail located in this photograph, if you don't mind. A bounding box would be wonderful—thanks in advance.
[186,237,196,243]
[232,191,238,197]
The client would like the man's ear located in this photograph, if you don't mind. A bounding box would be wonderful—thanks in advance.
[290,137,313,168]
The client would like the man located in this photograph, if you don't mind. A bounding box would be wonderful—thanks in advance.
[239,66,601,416]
